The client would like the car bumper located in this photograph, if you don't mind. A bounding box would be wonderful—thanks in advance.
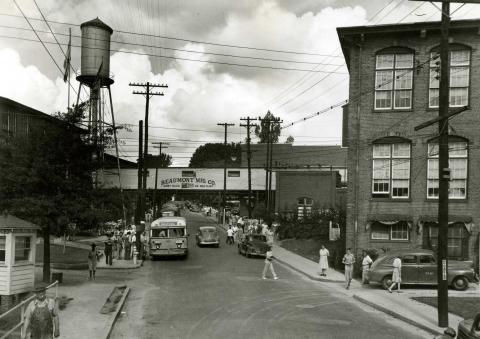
[150,248,188,256]
[199,240,219,245]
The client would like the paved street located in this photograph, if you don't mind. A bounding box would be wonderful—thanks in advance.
[110,212,429,339]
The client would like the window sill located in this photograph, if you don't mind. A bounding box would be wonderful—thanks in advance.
[370,198,412,202]
[370,239,410,243]
[372,109,413,113]
[12,261,33,267]
[425,198,468,203]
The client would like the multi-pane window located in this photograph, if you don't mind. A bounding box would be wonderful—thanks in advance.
[428,223,467,259]
[375,53,414,109]
[427,141,468,199]
[297,197,313,220]
[429,49,470,108]
[0,236,5,262]
[14,236,31,262]
[372,143,410,198]
[371,221,409,241]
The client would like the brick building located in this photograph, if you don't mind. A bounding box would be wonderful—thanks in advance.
[338,19,480,266]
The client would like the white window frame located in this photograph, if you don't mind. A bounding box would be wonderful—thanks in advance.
[372,143,411,199]
[297,197,313,220]
[14,236,32,263]
[0,236,5,262]
[371,222,409,241]
[391,223,409,241]
[429,49,470,108]
[427,141,468,199]
[375,53,414,110]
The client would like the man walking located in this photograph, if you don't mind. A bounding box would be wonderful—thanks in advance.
[226,226,234,245]
[342,248,355,289]
[22,283,60,339]
[361,251,373,284]
[262,246,278,280]
[104,237,113,266]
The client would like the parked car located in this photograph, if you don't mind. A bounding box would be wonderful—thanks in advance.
[367,249,476,291]
[196,226,220,247]
[457,313,480,339]
[238,234,268,258]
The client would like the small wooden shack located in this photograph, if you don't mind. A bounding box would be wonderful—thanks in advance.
[0,214,40,297]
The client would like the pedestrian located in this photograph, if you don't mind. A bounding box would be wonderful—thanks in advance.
[388,255,402,293]
[361,251,373,284]
[124,232,132,259]
[87,243,99,280]
[342,248,355,289]
[117,236,123,260]
[232,224,239,243]
[22,283,60,339]
[318,245,330,277]
[226,226,234,245]
[104,237,113,266]
[264,225,274,246]
[262,245,278,280]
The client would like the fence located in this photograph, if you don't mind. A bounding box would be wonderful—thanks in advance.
[0,281,58,339]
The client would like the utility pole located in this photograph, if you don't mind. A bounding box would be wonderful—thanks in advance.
[259,114,282,226]
[411,0,479,327]
[135,120,144,228]
[218,122,235,225]
[129,82,167,230]
[152,142,169,219]
[240,117,257,219]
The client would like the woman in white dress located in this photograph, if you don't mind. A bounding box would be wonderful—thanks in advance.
[318,245,330,277]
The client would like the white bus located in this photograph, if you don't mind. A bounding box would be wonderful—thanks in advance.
[149,216,188,259]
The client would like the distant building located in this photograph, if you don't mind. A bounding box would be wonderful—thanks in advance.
[338,19,480,265]
[0,96,84,141]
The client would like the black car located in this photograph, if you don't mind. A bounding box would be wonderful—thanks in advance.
[238,234,268,258]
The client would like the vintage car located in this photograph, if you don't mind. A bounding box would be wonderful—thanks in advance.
[238,234,268,258]
[196,226,220,247]
[368,249,476,291]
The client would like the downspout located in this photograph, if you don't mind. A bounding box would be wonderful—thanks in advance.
[354,43,362,256]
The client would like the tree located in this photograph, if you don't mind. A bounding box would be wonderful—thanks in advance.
[255,111,281,144]
[285,135,294,144]
[189,143,241,168]
[145,153,172,168]
[0,103,96,282]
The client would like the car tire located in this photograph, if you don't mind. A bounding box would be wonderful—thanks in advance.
[382,275,392,290]
[452,276,469,291]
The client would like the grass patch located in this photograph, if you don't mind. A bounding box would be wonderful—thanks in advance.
[412,297,480,319]
[279,238,345,270]
[35,244,89,264]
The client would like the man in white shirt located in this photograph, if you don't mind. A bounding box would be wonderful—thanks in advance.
[232,224,239,243]
[361,251,373,284]
[226,226,234,245]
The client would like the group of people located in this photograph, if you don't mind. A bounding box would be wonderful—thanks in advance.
[318,246,402,292]
[87,231,149,280]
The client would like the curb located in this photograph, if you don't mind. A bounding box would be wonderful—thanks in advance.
[353,294,441,337]
[274,257,345,283]
[35,262,88,270]
[97,261,143,270]
[105,287,130,339]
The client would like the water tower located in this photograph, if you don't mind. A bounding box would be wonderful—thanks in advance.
[76,17,114,146]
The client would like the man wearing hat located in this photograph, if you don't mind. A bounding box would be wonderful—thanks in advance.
[22,283,60,339]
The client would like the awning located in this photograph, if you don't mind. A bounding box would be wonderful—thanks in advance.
[365,214,414,231]
[417,215,474,234]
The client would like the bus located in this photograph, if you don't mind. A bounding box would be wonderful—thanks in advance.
[149,216,188,259]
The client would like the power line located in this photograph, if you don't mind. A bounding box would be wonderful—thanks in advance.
[0,12,344,57]
[0,34,348,74]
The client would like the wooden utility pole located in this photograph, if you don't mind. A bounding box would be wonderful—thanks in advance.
[240,117,257,219]
[152,142,169,218]
[135,120,144,228]
[411,0,480,327]
[217,122,235,225]
[129,82,167,231]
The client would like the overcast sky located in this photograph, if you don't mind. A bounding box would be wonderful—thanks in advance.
[1,0,479,166]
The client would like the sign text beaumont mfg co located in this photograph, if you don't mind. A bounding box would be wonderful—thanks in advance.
[160,177,216,187]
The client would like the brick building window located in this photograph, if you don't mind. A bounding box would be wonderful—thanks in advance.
[375,52,414,110]
[297,197,313,220]
[371,221,409,241]
[429,48,470,108]
[372,142,410,199]
[427,140,467,199]
[424,222,468,260]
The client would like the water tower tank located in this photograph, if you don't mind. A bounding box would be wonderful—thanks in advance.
[77,18,114,87]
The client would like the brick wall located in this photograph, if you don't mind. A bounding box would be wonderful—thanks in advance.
[339,21,480,265]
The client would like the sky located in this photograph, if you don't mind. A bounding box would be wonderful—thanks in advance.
[1,0,479,166]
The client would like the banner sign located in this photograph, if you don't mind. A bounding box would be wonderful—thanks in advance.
[160,177,216,189]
